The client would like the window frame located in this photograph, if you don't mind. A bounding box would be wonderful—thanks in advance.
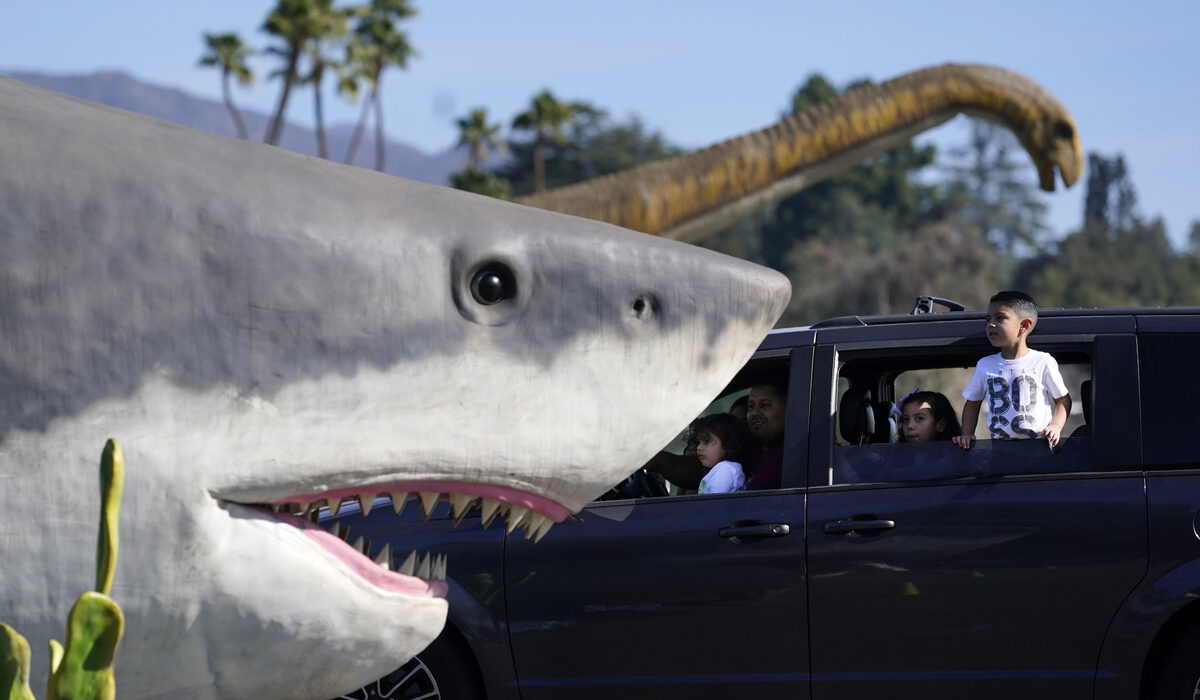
[807,322,1141,488]
[1137,322,1200,469]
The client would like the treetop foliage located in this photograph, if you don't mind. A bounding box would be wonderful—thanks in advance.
[201,0,416,166]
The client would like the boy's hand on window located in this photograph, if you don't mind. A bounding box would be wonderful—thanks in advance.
[1043,424,1062,446]
[952,434,975,450]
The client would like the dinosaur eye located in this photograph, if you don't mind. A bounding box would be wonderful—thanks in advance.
[470,263,515,305]
[1053,120,1074,140]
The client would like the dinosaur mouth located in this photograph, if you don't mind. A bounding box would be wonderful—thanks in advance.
[261,482,569,595]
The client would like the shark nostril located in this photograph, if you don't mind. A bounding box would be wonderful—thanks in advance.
[631,294,659,320]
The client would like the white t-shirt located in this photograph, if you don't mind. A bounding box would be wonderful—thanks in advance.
[963,349,1069,439]
[698,460,745,494]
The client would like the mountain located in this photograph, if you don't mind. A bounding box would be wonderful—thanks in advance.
[3,69,469,186]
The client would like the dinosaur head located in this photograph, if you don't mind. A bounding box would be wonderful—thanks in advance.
[958,64,1084,193]
[1027,111,1084,192]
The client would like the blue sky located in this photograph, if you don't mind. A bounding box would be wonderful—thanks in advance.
[5,1,1198,245]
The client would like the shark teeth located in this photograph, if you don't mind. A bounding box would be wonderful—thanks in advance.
[479,498,502,529]
[276,490,557,583]
[416,491,441,520]
[394,550,447,581]
[373,543,392,570]
[449,493,474,525]
[358,493,376,516]
[360,492,553,540]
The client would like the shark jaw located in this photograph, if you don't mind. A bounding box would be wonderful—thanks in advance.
[242,483,570,598]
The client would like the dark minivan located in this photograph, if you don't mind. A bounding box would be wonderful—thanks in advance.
[330,302,1200,700]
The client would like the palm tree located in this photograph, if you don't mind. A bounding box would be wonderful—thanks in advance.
[456,107,503,169]
[511,90,595,192]
[198,33,255,139]
[299,7,352,158]
[342,0,416,170]
[261,0,340,146]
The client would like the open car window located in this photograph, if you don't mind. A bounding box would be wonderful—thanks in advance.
[829,344,1093,485]
[596,356,791,500]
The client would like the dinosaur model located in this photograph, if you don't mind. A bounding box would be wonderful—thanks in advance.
[516,63,1082,242]
[0,76,790,699]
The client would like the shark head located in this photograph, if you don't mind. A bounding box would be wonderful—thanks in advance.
[0,77,789,698]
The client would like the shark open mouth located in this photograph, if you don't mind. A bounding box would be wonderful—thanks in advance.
[253,482,570,596]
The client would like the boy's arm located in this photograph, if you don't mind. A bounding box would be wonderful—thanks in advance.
[1044,394,1072,446]
[953,400,982,450]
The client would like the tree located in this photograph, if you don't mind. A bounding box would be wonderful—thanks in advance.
[261,0,341,146]
[511,90,597,193]
[1083,153,1138,231]
[198,33,255,140]
[1016,217,1198,307]
[342,0,417,171]
[788,73,839,114]
[299,6,352,158]
[498,109,679,196]
[449,168,510,199]
[781,223,996,324]
[455,107,503,169]
[562,114,681,180]
[940,120,1048,258]
[449,107,509,198]
[1015,152,1200,307]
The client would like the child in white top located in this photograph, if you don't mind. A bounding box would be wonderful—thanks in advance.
[694,412,751,494]
[954,291,1071,450]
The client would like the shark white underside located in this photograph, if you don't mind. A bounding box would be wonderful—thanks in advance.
[0,75,790,699]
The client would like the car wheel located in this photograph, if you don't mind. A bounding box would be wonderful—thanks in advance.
[334,629,484,700]
[1151,622,1200,700]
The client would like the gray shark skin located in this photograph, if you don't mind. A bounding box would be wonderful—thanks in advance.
[0,76,790,699]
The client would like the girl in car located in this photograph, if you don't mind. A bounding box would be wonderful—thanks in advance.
[897,390,962,443]
[694,412,753,493]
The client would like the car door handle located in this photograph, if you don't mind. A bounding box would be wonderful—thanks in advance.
[718,523,791,539]
[822,519,896,535]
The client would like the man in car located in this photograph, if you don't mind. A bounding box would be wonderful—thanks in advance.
[744,379,787,490]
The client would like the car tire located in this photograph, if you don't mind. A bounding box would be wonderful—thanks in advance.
[1150,622,1200,700]
[334,628,484,700]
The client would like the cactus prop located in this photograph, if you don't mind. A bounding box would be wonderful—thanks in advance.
[1,439,125,700]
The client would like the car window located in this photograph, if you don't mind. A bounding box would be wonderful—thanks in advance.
[1140,333,1200,468]
[597,357,790,500]
[830,345,1093,485]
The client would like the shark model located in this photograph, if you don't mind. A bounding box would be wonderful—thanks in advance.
[0,77,790,699]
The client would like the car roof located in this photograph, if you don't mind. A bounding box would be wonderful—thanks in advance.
[758,305,1200,353]
[807,305,1200,330]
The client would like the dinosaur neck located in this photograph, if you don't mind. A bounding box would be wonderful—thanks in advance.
[515,63,1074,241]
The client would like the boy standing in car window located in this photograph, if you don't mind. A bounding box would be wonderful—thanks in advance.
[953,291,1071,450]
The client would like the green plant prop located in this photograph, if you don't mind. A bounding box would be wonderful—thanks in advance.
[1,439,126,700]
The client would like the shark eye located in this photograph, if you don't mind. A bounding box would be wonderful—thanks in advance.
[470,263,516,306]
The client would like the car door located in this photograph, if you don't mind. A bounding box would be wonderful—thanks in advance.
[502,347,814,700]
[804,329,1148,700]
